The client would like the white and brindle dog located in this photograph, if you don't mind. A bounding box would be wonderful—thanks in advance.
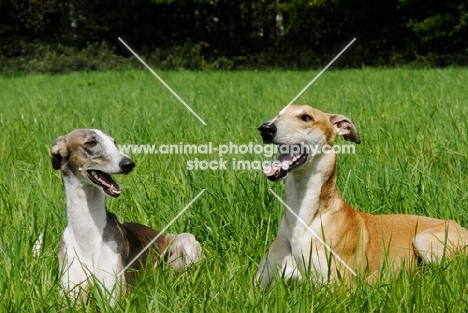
[256,104,468,286]
[51,128,202,299]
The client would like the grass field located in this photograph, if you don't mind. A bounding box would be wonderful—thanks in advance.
[1,68,468,312]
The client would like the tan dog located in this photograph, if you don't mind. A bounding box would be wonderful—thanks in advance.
[256,105,468,286]
[51,129,202,300]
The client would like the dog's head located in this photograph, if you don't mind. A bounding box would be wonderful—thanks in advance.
[50,129,135,197]
[258,105,360,181]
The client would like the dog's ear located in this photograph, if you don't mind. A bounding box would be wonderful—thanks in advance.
[50,136,69,170]
[327,114,360,144]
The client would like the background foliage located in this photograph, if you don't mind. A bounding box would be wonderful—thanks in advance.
[1,0,467,72]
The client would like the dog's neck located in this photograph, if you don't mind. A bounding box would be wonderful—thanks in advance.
[284,152,341,226]
[62,174,108,246]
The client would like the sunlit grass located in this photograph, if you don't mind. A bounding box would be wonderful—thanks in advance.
[1,68,468,312]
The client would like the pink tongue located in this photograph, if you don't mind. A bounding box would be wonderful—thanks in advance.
[98,173,120,191]
[263,166,278,177]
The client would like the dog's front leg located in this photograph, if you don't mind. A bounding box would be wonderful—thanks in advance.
[255,242,300,288]
[256,230,301,288]
[59,255,89,302]
[166,233,202,272]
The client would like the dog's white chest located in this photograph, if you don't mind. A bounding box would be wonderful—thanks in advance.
[60,227,124,294]
[288,221,330,279]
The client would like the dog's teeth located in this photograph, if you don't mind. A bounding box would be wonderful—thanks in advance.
[109,185,120,193]
[109,185,120,194]
[281,162,290,170]
[292,155,302,162]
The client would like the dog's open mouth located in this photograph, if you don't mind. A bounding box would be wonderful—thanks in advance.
[87,170,121,197]
[263,144,308,182]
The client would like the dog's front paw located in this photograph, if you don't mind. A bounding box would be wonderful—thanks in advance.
[166,233,202,272]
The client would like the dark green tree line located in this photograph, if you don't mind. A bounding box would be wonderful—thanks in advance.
[1,0,467,70]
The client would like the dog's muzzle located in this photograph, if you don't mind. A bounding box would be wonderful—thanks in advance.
[258,122,277,143]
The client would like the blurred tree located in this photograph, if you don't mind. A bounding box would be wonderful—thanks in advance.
[0,0,66,56]
[1,0,467,68]
[399,0,468,56]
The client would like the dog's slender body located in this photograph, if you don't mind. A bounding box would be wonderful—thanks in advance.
[256,105,468,286]
[51,129,201,299]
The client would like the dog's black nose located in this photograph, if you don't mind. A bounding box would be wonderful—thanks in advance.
[258,122,277,143]
[119,157,135,173]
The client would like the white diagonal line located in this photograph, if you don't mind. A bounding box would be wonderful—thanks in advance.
[268,189,357,277]
[269,38,356,125]
[118,37,207,126]
[117,189,206,277]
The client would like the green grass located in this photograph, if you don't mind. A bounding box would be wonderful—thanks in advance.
[1,68,468,312]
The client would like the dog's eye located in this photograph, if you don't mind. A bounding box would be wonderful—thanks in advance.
[301,114,313,122]
[85,140,97,147]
